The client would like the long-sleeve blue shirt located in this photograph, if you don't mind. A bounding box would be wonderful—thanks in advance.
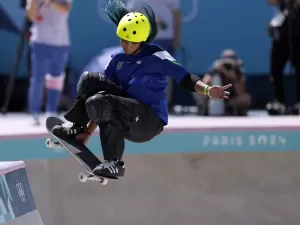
[104,43,189,124]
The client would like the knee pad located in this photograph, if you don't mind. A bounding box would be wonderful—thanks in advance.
[77,72,105,101]
[77,71,106,97]
[77,72,123,100]
[85,94,114,123]
[77,71,90,97]
[45,73,65,91]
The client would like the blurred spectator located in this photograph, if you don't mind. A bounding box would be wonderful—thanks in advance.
[126,0,181,111]
[193,50,251,116]
[26,0,72,125]
[68,46,123,100]
[81,46,122,74]
[267,0,300,115]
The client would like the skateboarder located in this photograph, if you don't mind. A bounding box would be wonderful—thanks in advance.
[52,0,232,178]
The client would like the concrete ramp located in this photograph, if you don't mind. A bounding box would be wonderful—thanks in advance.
[0,161,43,225]
[25,152,300,225]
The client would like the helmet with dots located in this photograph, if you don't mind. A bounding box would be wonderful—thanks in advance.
[116,12,151,43]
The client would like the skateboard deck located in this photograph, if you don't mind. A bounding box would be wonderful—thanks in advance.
[45,116,118,185]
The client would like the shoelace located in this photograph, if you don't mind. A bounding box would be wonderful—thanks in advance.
[62,122,79,135]
[62,122,74,128]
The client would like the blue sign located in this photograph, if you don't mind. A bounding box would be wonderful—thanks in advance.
[0,129,300,161]
[0,168,36,223]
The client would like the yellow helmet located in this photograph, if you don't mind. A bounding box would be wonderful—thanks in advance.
[116,12,150,43]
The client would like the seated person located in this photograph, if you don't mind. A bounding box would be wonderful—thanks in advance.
[193,49,251,116]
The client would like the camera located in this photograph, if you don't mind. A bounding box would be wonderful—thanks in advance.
[223,62,234,70]
[221,58,237,71]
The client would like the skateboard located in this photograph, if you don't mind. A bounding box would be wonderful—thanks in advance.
[45,116,118,185]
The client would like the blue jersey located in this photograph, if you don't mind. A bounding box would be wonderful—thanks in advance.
[104,44,189,124]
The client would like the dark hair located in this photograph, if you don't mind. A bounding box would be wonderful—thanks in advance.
[103,0,158,43]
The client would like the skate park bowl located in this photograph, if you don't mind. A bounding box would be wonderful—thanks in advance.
[1,114,300,225]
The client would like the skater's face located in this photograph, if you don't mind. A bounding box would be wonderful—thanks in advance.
[120,39,142,55]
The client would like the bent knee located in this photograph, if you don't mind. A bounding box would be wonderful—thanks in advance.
[85,94,114,123]
[77,71,89,96]
[77,72,106,97]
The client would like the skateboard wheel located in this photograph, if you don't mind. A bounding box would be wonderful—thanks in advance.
[45,138,54,148]
[79,173,88,182]
[101,178,108,185]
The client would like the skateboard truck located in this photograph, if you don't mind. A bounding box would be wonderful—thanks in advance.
[78,173,108,185]
[45,138,62,148]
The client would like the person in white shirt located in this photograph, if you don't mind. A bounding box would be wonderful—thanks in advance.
[26,0,72,125]
[126,0,181,110]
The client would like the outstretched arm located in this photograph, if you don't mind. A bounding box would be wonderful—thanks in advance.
[194,79,231,100]
[180,73,231,99]
[156,50,232,100]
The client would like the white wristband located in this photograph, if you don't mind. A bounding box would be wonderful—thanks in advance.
[207,87,212,98]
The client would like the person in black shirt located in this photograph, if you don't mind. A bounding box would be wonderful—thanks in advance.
[267,0,300,115]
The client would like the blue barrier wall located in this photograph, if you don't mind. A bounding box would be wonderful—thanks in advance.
[0,0,274,77]
[0,129,300,161]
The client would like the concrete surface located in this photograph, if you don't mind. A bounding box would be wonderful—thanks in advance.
[26,152,300,225]
[7,211,44,225]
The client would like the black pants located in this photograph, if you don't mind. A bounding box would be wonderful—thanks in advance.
[270,37,300,103]
[64,72,164,161]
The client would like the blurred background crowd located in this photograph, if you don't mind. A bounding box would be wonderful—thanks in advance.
[0,0,300,125]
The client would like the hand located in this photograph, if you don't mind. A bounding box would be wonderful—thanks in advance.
[75,132,91,145]
[208,84,232,100]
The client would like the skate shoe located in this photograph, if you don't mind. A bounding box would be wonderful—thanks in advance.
[52,122,87,139]
[93,160,125,178]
